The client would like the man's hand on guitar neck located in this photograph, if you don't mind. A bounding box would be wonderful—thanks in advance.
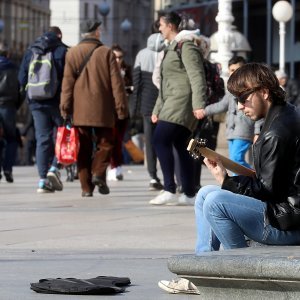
[204,157,228,185]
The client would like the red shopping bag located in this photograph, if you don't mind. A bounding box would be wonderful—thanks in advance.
[55,126,79,165]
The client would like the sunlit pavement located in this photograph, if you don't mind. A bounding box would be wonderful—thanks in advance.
[0,164,216,299]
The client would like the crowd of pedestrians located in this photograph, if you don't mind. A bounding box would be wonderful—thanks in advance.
[0,14,299,200]
[1,9,300,297]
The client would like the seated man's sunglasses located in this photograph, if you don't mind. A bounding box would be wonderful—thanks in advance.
[234,87,260,104]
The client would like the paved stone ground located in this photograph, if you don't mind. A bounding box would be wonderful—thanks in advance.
[0,164,215,299]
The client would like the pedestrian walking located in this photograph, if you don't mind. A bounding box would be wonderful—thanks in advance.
[18,26,67,193]
[275,69,300,107]
[107,44,132,181]
[131,32,165,191]
[149,12,206,206]
[60,20,128,197]
[0,43,24,183]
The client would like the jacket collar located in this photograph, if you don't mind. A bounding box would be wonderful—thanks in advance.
[79,38,103,46]
[260,101,286,136]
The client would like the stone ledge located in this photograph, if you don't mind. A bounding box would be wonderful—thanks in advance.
[167,246,300,299]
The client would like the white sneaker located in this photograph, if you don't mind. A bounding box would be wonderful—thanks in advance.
[177,194,196,206]
[158,278,200,294]
[149,190,177,205]
[107,168,118,181]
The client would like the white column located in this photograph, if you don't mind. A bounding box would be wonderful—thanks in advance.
[215,0,234,79]
[279,21,286,73]
[272,1,293,74]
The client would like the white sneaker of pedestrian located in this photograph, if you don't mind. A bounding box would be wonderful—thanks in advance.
[177,194,196,206]
[158,278,200,294]
[107,168,118,181]
[149,190,177,205]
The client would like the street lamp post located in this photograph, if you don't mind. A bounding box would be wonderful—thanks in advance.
[98,0,110,29]
[272,0,293,73]
[215,0,234,79]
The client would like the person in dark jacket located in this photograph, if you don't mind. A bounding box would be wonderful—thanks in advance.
[0,43,23,183]
[131,32,165,191]
[158,62,300,295]
[195,63,300,253]
[18,26,67,193]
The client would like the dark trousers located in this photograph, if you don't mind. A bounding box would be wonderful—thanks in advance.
[143,115,159,180]
[77,126,113,193]
[153,121,195,197]
[0,107,18,173]
[110,119,127,169]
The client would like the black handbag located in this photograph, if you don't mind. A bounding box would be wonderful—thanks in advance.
[268,195,300,231]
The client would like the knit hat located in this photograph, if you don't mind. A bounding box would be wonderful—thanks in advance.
[80,20,102,33]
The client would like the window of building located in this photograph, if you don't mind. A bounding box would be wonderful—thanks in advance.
[84,3,89,19]
[94,4,98,20]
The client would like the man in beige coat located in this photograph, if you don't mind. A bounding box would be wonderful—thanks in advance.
[60,20,128,197]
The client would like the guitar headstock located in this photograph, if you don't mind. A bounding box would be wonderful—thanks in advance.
[187,138,208,160]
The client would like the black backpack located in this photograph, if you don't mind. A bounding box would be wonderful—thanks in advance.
[30,276,131,295]
[175,41,225,106]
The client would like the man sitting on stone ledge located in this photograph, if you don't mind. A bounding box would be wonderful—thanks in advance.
[158,63,300,294]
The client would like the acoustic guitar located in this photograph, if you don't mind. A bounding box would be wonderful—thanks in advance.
[187,138,256,177]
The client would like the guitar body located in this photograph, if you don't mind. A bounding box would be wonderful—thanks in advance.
[187,138,256,177]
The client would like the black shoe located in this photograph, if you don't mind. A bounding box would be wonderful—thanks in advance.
[92,176,110,195]
[4,171,13,183]
[82,191,93,197]
[66,176,74,182]
[149,179,163,191]
[194,185,202,193]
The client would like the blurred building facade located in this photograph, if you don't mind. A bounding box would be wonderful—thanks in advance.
[0,0,154,66]
[0,0,50,63]
[154,0,300,79]
[50,0,155,65]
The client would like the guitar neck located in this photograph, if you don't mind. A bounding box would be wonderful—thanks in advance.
[187,138,256,177]
[199,147,256,177]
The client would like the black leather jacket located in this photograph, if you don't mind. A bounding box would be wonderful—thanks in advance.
[222,101,300,229]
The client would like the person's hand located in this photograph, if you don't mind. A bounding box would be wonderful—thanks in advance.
[253,134,259,144]
[193,108,206,119]
[151,114,158,123]
[203,157,228,185]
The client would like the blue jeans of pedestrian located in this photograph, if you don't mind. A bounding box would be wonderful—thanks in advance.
[31,106,62,179]
[195,185,300,254]
[0,107,18,172]
[228,139,252,169]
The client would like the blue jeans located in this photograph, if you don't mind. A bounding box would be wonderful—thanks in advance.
[228,139,252,169]
[31,106,62,179]
[195,185,300,254]
[0,107,18,172]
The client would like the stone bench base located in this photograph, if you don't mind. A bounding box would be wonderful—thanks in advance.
[167,246,300,299]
